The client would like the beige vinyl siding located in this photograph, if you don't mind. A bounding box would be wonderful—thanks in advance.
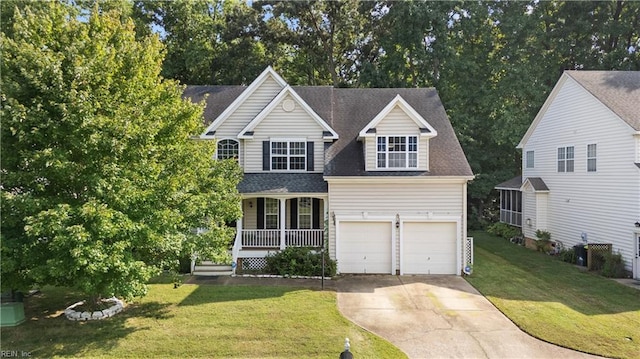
[214,77,283,139]
[522,76,639,269]
[244,94,325,173]
[327,180,465,259]
[364,107,428,171]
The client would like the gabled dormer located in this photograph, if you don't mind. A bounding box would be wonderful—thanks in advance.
[238,85,338,173]
[358,95,437,171]
[200,66,287,140]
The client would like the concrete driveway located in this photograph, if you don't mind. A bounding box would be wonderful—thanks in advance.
[335,275,603,359]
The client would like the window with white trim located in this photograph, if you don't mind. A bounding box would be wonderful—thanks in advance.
[557,146,574,172]
[217,139,239,160]
[265,198,279,229]
[271,140,306,170]
[298,197,312,229]
[587,144,597,172]
[376,136,418,169]
[525,150,534,169]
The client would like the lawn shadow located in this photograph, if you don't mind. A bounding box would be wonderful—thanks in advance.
[178,276,333,306]
[0,288,172,358]
[467,231,640,316]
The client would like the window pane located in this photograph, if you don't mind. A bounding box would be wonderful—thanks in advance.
[408,136,417,151]
[526,151,534,168]
[377,137,386,151]
[272,142,287,155]
[566,146,574,159]
[389,153,406,168]
[298,198,312,229]
[217,139,239,160]
[289,156,305,170]
[587,144,597,172]
[377,153,386,168]
[290,142,305,155]
[408,153,417,167]
[265,198,279,229]
[389,136,406,152]
[272,156,287,170]
[566,159,574,172]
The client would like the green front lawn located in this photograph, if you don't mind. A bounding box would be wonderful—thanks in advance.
[1,283,405,358]
[466,231,640,359]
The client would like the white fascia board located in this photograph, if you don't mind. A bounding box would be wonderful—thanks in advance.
[517,73,569,149]
[238,86,339,139]
[240,193,328,200]
[324,176,474,184]
[358,94,438,139]
[200,66,288,137]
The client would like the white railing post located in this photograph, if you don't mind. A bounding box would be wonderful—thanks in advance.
[279,198,286,250]
[232,217,243,274]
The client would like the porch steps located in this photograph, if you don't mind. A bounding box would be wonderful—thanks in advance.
[192,261,233,276]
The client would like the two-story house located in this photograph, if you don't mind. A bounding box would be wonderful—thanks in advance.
[496,70,640,279]
[185,67,474,276]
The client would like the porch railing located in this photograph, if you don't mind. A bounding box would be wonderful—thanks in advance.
[241,229,324,248]
[286,229,324,248]
[242,229,280,248]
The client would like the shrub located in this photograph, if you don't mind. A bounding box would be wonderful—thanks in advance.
[487,222,521,239]
[535,230,551,240]
[558,248,576,264]
[602,252,627,278]
[265,247,336,277]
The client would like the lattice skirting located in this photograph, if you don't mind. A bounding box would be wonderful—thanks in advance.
[241,257,268,271]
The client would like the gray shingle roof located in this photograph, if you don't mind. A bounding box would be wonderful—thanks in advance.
[185,85,473,178]
[566,71,640,131]
[495,175,522,190]
[524,177,549,191]
[238,173,328,194]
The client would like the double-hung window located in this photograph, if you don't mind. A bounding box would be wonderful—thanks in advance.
[525,150,534,169]
[587,144,597,172]
[271,140,306,171]
[376,136,418,169]
[298,197,312,229]
[557,146,574,172]
[265,198,279,229]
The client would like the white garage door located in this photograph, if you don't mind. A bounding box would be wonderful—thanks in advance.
[403,222,457,274]
[338,221,392,274]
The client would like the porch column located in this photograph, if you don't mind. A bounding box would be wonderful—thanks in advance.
[279,198,286,250]
[236,217,243,251]
[323,197,328,249]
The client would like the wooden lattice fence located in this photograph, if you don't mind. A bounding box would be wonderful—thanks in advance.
[587,243,612,271]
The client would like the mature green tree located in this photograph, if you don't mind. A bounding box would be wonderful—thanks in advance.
[134,0,268,85]
[254,0,380,86]
[1,2,242,302]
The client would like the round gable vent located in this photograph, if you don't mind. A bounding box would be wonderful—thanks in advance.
[282,99,296,112]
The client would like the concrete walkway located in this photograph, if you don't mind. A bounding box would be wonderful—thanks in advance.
[335,275,604,359]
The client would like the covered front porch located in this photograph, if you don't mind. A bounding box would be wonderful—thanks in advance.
[235,197,326,251]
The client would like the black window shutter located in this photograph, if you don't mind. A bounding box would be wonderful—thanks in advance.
[257,198,265,229]
[263,141,270,171]
[290,198,298,229]
[312,198,321,229]
[307,141,314,171]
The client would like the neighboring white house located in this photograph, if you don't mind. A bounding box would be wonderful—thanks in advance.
[185,67,474,276]
[496,70,640,279]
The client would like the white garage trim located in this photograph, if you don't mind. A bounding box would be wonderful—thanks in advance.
[335,216,396,275]
[399,218,461,275]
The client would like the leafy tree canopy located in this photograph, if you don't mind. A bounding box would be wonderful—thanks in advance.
[1,2,242,300]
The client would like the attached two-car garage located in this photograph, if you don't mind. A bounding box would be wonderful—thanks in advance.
[336,220,458,275]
